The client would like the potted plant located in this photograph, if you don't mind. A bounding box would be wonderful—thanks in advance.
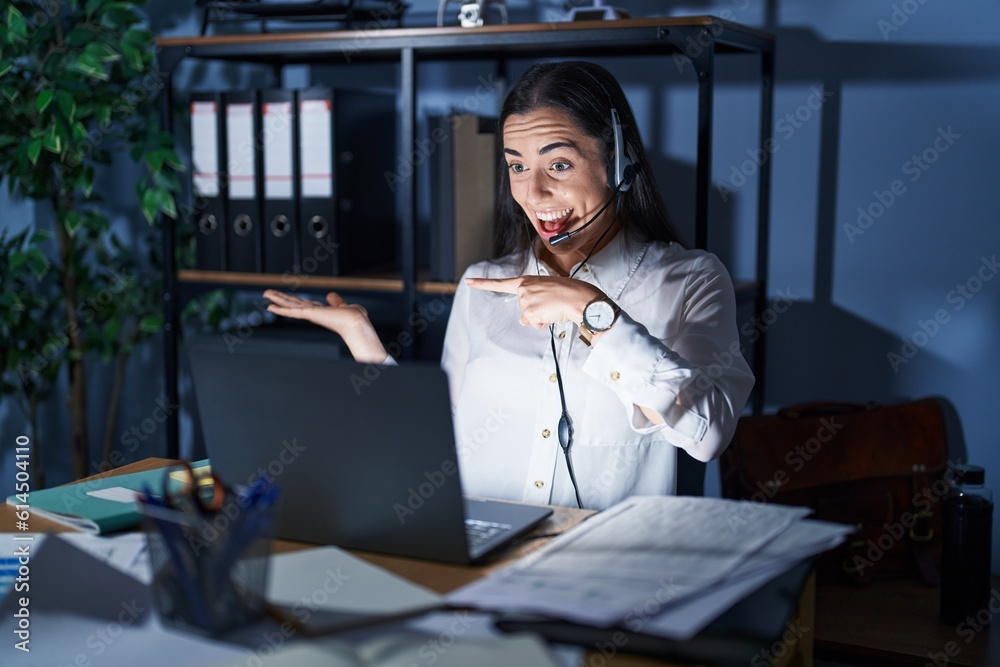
[0,0,181,481]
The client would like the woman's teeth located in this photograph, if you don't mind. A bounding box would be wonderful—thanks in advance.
[537,208,573,232]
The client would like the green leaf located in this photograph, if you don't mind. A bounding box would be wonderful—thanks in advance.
[139,314,163,333]
[41,126,62,154]
[85,42,120,63]
[29,229,53,246]
[140,188,158,223]
[86,0,107,16]
[6,6,27,40]
[119,42,143,72]
[0,62,11,79]
[36,89,54,114]
[56,90,76,121]
[26,138,42,164]
[25,248,50,280]
[160,191,177,220]
[102,318,120,342]
[64,211,84,237]
[66,53,109,82]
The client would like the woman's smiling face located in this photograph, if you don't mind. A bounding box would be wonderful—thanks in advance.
[502,106,619,274]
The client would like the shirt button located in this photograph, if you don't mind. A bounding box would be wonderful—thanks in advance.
[548,373,557,383]
[542,429,551,438]
[558,331,566,340]
[534,480,545,489]
[610,371,621,382]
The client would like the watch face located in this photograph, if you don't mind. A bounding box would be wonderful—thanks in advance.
[584,300,616,332]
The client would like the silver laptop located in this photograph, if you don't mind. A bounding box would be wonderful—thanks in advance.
[187,337,552,564]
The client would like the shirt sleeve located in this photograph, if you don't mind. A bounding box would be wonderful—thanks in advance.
[582,252,755,462]
[440,266,474,416]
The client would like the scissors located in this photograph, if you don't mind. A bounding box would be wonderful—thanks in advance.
[161,461,227,517]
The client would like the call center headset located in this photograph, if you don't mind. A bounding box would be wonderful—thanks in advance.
[548,72,636,247]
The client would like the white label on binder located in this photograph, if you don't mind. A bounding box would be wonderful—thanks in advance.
[300,99,333,198]
[263,101,294,200]
[191,101,219,197]
[227,103,256,200]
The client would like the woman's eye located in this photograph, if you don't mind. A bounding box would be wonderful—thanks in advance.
[508,163,525,174]
[552,161,571,172]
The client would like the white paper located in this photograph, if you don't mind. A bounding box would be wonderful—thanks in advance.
[86,486,141,504]
[196,634,561,667]
[640,519,854,640]
[266,546,443,617]
[299,98,333,198]
[58,532,152,584]
[448,496,813,627]
[191,100,219,197]
[226,102,256,199]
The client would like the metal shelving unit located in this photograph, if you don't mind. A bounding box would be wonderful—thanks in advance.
[156,16,774,458]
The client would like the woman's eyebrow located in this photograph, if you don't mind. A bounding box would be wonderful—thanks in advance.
[503,141,580,157]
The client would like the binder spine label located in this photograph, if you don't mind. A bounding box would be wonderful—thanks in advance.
[263,101,294,200]
[227,103,256,200]
[191,101,219,198]
[300,99,333,198]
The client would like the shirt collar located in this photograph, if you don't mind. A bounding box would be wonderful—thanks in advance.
[572,231,649,300]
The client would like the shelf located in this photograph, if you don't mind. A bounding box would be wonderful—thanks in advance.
[157,16,775,458]
[156,17,773,68]
[177,269,458,295]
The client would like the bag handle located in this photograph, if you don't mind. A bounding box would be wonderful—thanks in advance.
[777,401,881,420]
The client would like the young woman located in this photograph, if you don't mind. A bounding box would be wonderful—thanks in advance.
[264,61,753,510]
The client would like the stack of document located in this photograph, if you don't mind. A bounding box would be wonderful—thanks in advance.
[449,495,853,641]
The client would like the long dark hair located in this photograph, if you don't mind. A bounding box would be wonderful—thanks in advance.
[493,60,684,261]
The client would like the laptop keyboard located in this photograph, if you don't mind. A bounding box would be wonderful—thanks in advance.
[465,518,514,549]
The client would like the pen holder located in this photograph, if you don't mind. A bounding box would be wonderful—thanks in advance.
[139,484,277,637]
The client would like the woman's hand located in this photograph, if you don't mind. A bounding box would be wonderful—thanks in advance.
[263,289,388,363]
[465,276,604,329]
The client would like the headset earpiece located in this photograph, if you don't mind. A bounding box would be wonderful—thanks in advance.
[609,107,634,193]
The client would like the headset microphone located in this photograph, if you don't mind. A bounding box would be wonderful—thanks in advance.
[548,174,630,246]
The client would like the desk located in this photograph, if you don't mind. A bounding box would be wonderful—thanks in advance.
[3,458,814,667]
[815,578,1000,666]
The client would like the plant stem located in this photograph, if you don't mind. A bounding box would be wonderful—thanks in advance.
[53,192,89,480]
[102,349,129,467]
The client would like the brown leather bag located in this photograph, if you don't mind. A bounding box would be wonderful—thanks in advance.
[720,398,949,585]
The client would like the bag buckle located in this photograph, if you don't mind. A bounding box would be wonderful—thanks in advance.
[909,510,934,542]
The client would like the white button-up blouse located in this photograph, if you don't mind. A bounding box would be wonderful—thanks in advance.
[440,232,755,510]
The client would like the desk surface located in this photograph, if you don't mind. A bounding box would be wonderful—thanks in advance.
[4,458,812,667]
[815,577,1000,667]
